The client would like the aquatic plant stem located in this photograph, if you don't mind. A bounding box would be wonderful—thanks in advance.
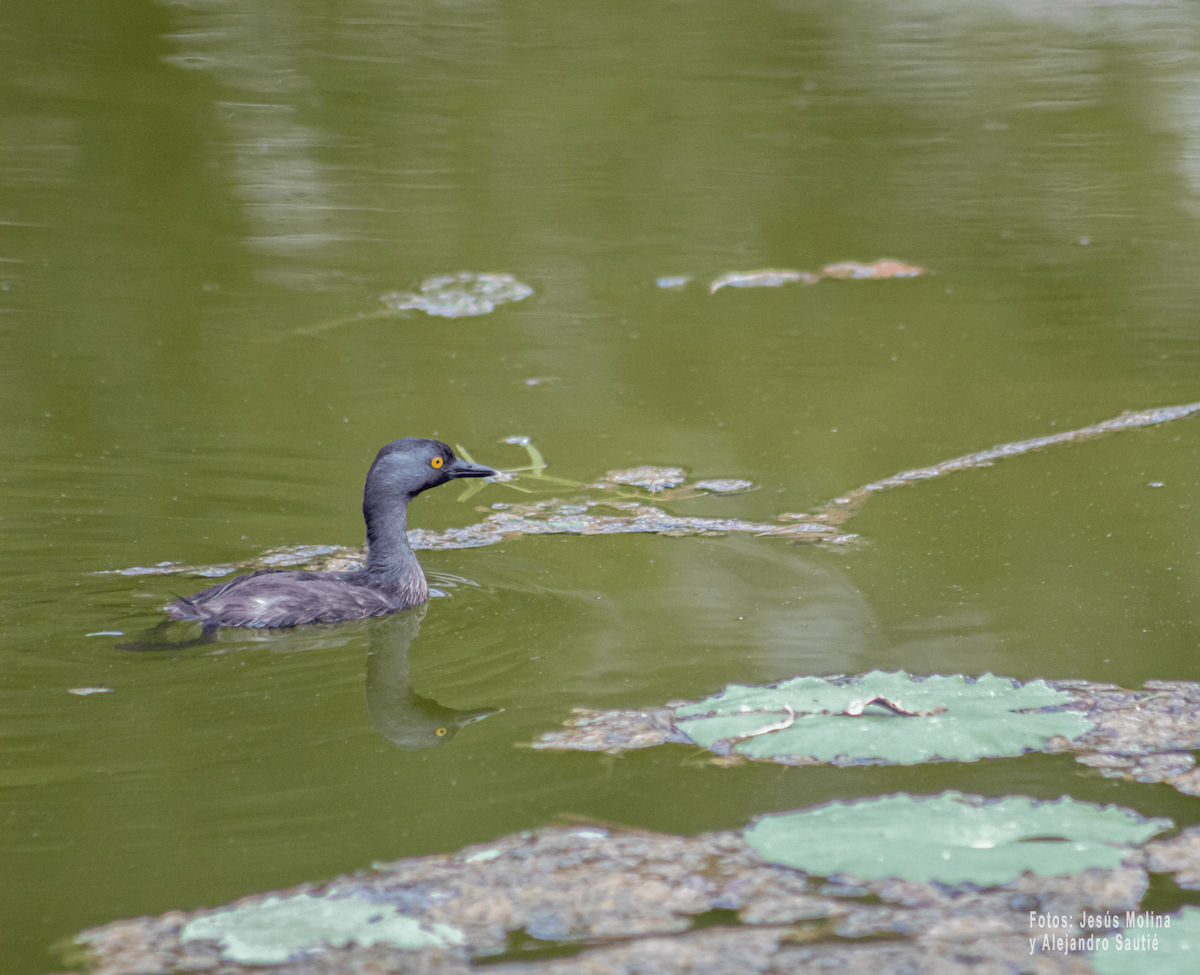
[810,399,1200,526]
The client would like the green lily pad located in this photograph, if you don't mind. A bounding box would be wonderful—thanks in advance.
[674,670,1093,764]
[745,792,1170,885]
[180,893,464,964]
[1091,906,1200,974]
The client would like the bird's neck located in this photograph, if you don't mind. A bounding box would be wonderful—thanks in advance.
[363,502,428,605]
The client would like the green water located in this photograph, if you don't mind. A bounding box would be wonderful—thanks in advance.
[5,1,1200,971]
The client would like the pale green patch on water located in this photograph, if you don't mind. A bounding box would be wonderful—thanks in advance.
[745,792,1170,885]
[674,670,1093,764]
[179,893,464,964]
[1091,906,1200,975]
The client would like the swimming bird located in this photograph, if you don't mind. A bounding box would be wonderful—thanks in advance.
[166,438,497,629]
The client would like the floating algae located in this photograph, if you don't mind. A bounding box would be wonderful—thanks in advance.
[590,466,688,492]
[102,399,1200,578]
[73,809,1197,975]
[380,271,534,318]
[299,272,533,334]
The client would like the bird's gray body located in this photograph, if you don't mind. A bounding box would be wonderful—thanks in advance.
[167,568,423,628]
[166,438,495,629]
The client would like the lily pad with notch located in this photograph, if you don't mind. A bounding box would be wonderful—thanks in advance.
[531,673,1200,798]
[673,670,1094,765]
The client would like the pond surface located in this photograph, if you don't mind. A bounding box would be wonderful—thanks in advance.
[4,1,1200,971]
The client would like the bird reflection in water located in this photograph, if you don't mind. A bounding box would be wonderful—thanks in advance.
[364,603,501,750]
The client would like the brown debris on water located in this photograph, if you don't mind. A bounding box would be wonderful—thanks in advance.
[708,260,926,294]
[818,260,927,280]
[71,823,1155,975]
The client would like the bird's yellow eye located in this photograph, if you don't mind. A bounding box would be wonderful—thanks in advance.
[435,727,448,736]
[431,457,444,469]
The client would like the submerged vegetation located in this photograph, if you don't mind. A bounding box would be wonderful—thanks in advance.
[104,398,1200,579]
